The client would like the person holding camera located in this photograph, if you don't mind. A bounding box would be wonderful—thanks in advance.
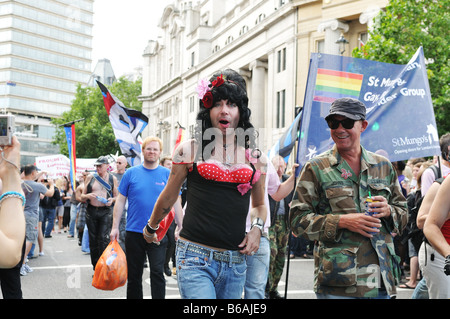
[40,178,61,238]
[21,164,54,276]
[0,136,25,268]
[0,136,27,298]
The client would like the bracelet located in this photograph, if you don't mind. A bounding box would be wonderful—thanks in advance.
[143,227,154,239]
[0,191,26,207]
[145,222,159,234]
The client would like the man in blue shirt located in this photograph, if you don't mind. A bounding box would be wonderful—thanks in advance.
[110,136,173,299]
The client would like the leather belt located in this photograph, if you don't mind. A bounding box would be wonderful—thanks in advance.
[177,240,244,264]
[87,204,110,210]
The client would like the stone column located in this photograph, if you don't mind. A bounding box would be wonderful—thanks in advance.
[360,6,381,36]
[249,60,267,130]
[317,19,349,55]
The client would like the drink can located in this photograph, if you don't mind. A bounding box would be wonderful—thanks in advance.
[365,198,380,216]
[365,198,379,234]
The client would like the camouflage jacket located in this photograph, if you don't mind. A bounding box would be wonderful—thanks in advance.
[289,145,408,298]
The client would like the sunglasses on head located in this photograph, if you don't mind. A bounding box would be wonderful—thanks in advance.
[326,118,356,129]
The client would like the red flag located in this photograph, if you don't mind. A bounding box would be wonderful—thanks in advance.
[172,125,186,157]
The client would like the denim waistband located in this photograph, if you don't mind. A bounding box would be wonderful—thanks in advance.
[177,239,244,264]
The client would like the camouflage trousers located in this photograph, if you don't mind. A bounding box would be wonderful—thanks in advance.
[266,214,289,293]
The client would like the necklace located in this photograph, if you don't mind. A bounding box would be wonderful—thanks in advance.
[214,145,233,167]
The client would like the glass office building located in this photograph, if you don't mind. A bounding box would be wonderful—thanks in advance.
[0,0,93,164]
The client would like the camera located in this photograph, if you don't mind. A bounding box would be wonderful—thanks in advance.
[0,114,14,146]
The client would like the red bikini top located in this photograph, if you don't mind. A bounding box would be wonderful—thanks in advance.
[196,160,260,184]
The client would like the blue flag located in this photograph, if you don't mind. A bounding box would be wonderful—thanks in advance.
[297,47,440,168]
[64,125,77,191]
[268,109,302,162]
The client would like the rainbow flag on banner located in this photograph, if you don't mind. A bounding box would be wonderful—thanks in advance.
[313,68,363,103]
[297,47,440,168]
[64,124,77,191]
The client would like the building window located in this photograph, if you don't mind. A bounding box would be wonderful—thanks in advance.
[191,51,195,67]
[163,101,171,117]
[358,32,368,48]
[189,95,195,113]
[189,124,194,139]
[239,25,249,36]
[255,13,265,25]
[316,39,324,53]
[277,47,286,73]
[276,90,285,128]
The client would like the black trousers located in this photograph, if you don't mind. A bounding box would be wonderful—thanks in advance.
[164,221,176,266]
[85,205,112,269]
[0,241,25,299]
[125,231,167,299]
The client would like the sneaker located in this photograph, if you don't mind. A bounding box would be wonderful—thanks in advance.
[39,251,45,256]
[23,263,33,273]
[20,265,28,276]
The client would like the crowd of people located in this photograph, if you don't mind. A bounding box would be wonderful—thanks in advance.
[0,68,449,300]
[395,133,450,298]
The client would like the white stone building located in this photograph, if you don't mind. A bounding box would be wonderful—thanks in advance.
[140,0,298,155]
[140,0,388,158]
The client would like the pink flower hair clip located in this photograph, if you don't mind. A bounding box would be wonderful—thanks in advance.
[196,74,227,109]
[196,78,211,100]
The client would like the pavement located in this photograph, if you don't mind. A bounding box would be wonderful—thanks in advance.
[4,229,415,299]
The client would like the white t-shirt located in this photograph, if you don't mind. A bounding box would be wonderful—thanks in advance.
[421,161,450,196]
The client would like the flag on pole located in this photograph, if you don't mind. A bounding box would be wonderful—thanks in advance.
[64,124,77,191]
[96,80,148,167]
[172,124,186,156]
[297,47,440,169]
[268,109,302,162]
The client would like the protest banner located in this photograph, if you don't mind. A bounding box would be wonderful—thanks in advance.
[36,155,97,180]
[297,47,440,167]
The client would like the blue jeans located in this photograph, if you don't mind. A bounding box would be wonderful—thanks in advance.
[41,207,56,237]
[244,235,270,299]
[69,203,77,236]
[176,239,247,299]
[81,225,90,253]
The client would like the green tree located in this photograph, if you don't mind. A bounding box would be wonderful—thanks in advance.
[353,0,450,136]
[52,77,143,158]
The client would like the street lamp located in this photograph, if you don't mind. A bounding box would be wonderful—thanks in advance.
[336,34,349,55]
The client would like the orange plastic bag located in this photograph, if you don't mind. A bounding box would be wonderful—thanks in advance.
[92,239,127,290]
[156,208,175,241]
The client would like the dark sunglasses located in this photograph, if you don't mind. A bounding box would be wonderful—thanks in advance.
[326,118,356,129]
